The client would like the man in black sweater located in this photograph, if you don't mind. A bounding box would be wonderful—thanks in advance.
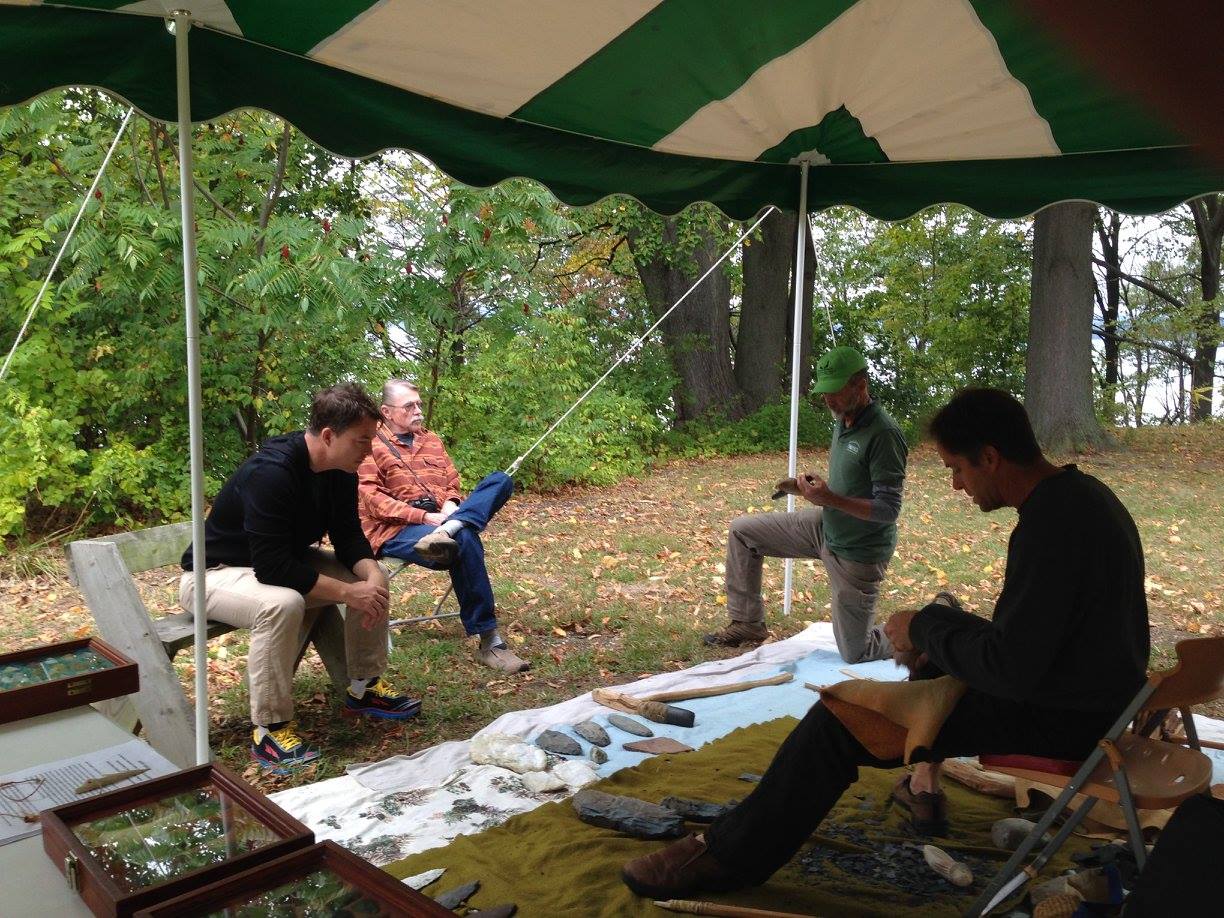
[622,388,1150,897]
[181,383,419,772]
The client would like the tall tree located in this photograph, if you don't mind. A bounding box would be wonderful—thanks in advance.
[1094,209,1123,390]
[629,213,745,423]
[1186,193,1224,420]
[1026,202,1104,451]
[736,208,795,412]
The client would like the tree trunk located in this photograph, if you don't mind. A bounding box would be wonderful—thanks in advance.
[1188,194,1224,421]
[735,209,793,412]
[1026,203,1104,452]
[631,219,745,423]
[1095,210,1122,388]
[790,215,815,397]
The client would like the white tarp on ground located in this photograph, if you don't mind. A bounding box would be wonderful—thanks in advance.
[270,623,1224,868]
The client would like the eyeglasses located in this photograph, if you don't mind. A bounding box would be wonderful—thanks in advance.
[384,402,421,412]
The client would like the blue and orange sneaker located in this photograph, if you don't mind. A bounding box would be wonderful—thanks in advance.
[251,723,321,774]
[344,677,422,720]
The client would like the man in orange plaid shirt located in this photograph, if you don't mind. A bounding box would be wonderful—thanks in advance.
[357,379,529,673]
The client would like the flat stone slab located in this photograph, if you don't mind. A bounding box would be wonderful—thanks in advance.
[536,729,582,756]
[573,720,611,746]
[572,789,686,839]
[659,796,735,822]
[434,880,480,910]
[623,737,694,755]
[607,713,653,737]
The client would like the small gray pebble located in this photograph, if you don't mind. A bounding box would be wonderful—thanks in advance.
[589,746,608,765]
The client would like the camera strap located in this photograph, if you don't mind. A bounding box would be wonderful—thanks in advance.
[376,430,439,506]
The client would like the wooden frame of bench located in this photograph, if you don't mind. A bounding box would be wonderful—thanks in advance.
[66,522,348,768]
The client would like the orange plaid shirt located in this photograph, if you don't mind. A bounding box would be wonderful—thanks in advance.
[357,425,463,555]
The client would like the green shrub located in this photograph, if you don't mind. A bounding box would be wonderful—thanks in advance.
[661,399,832,460]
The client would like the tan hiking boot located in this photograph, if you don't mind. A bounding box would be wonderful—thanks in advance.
[478,644,530,673]
[412,529,457,565]
[703,620,769,647]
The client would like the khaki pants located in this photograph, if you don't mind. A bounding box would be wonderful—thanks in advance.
[725,508,892,663]
[179,548,388,726]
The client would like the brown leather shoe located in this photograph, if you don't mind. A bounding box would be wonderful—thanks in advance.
[621,833,747,899]
[478,644,530,674]
[703,620,769,647]
[891,773,949,836]
[413,529,457,566]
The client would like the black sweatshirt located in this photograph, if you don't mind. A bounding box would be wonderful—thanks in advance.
[182,431,375,595]
[910,466,1149,713]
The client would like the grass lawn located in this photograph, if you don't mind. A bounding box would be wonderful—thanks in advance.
[2,425,1221,791]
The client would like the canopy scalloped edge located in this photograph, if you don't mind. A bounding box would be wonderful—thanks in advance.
[0,5,1221,222]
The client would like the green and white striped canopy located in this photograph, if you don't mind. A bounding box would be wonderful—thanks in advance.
[1,0,1220,219]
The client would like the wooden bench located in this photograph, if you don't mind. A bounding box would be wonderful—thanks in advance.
[66,522,348,768]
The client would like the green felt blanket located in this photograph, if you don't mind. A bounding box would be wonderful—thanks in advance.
[386,717,1089,916]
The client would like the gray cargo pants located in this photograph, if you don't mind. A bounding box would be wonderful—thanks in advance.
[725,508,892,663]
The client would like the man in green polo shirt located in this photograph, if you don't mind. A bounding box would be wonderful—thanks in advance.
[705,346,908,663]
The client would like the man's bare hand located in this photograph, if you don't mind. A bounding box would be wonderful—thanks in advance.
[796,471,835,507]
[884,609,919,653]
[346,580,390,629]
[423,511,447,526]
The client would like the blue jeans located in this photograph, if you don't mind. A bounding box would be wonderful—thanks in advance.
[380,471,513,637]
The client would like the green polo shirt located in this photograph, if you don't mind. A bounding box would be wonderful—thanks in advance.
[823,400,908,563]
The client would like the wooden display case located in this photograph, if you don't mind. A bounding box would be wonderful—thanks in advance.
[40,762,314,917]
[133,840,454,916]
[0,636,139,725]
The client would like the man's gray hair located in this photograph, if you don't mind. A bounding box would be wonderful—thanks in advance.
[381,378,419,405]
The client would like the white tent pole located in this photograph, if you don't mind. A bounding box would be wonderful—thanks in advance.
[171,9,210,765]
[782,162,810,617]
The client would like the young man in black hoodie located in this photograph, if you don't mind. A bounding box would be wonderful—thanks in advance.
[181,383,419,772]
[622,388,1150,898]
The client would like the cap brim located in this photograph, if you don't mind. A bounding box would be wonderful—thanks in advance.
[813,375,851,394]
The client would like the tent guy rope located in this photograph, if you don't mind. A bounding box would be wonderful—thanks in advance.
[505,204,779,477]
[0,107,134,382]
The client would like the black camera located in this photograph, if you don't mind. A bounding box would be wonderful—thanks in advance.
[409,495,440,513]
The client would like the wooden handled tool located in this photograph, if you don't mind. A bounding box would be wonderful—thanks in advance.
[641,672,792,704]
[591,688,696,727]
[593,673,794,726]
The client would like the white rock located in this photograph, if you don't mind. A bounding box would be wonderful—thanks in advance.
[553,760,600,789]
[470,732,547,773]
[520,770,568,793]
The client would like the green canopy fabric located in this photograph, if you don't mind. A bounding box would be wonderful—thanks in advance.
[0,0,1220,219]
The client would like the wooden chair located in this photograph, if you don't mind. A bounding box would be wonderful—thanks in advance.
[968,636,1224,917]
[67,523,348,768]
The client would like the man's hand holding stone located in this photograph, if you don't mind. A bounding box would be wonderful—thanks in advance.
[884,609,919,653]
[796,471,836,506]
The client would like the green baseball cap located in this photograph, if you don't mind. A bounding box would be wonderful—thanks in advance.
[813,346,868,394]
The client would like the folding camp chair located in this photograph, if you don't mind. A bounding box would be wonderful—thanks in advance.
[968,636,1224,917]
[386,559,460,629]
